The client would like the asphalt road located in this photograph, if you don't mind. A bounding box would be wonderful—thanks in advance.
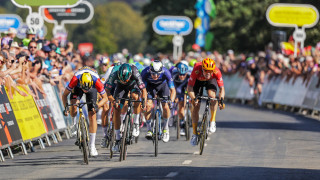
[1,103,320,179]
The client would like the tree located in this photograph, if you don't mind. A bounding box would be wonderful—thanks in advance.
[69,1,146,54]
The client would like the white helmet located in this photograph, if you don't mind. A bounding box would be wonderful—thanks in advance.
[133,54,142,62]
[142,58,151,66]
[150,60,163,73]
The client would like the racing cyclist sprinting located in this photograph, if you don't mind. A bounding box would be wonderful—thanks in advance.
[187,58,225,146]
[62,66,109,156]
[141,60,176,143]
[172,62,190,136]
[105,63,147,152]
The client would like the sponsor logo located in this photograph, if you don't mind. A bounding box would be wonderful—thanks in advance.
[195,70,199,74]
[213,70,218,74]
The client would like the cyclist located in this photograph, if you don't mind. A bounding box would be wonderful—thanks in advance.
[246,57,264,106]
[141,60,176,143]
[105,63,147,152]
[99,60,121,148]
[187,58,225,146]
[62,66,109,156]
[172,62,190,135]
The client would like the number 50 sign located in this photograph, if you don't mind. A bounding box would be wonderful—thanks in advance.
[26,13,44,30]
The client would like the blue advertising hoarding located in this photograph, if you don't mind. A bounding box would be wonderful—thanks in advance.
[152,15,193,35]
[0,15,22,32]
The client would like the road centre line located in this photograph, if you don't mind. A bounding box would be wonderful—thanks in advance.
[166,172,179,178]
[182,160,192,165]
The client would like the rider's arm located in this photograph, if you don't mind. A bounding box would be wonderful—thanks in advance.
[62,88,71,107]
[106,88,115,103]
[215,69,225,100]
[169,87,176,103]
[132,65,147,104]
[187,85,196,100]
[164,68,176,102]
[94,78,108,108]
[97,93,108,108]
[260,70,265,83]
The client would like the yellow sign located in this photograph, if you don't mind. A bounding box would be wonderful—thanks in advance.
[266,3,319,27]
[6,86,47,141]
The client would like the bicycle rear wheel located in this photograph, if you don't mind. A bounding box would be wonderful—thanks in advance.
[185,106,190,141]
[154,112,159,157]
[109,123,115,159]
[176,114,180,140]
[199,112,208,155]
[120,115,129,161]
[80,116,89,164]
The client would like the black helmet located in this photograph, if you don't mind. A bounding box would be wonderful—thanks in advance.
[118,64,132,84]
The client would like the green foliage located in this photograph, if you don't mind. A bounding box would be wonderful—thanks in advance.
[69,1,146,54]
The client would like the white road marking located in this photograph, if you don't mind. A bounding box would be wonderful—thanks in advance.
[166,172,179,178]
[194,151,199,155]
[205,143,207,147]
[207,137,211,141]
[182,160,192,165]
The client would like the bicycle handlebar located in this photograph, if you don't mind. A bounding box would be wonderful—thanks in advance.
[196,96,218,101]
[66,102,93,108]
[115,97,144,103]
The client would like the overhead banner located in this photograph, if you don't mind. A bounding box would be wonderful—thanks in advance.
[32,88,57,133]
[152,15,193,35]
[11,0,82,7]
[42,84,66,129]
[6,86,46,141]
[0,86,22,147]
[0,14,22,32]
[42,1,94,25]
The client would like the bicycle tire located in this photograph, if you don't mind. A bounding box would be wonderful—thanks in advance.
[80,116,89,164]
[176,114,180,140]
[185,106,190,141]
[199,112,208,155]
[120,115,129,161]
[155,111,159,157]
[109,123,114,159]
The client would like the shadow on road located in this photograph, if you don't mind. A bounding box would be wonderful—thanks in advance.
[85,166,320,179]
[218,103,320,133]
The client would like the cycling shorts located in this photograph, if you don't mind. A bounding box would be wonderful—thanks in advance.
[193,79,217,96]
[70,86,97,111]
[113,83,141,106]
[146,83,170,102]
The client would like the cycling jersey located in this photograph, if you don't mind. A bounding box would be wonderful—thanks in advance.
[100,66,114,85]
[67,66,106,95]
[173,72,190,101]
[141,66,174,88]
[188,62,224,87]
[105,64,145,91]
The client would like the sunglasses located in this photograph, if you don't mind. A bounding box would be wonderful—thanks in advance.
[102,64,108,66]
[29,46,37,49]
[203,69,213,74]
[179,74,187,76]
[151,72,161,76]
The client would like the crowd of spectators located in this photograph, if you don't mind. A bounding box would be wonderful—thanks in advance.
[1,26,320,102]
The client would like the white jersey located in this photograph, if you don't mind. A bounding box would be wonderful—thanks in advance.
[100,66,114,85]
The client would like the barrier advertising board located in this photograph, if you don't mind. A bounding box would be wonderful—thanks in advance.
[0,14,22,32]
[42,84,66,129]
[0,86,22,147]
[6,86,46,141]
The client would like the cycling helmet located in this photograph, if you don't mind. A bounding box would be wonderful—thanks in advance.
[118,64,132,84]
[27,28,36,35]
[142,58,151,66]
[202,58,215,70]
[100,56,110,65]
[246,57,255,65]
[189,59,197,67]
[150,60,163,73]
[177,63,188,75]
[80,72,93,90]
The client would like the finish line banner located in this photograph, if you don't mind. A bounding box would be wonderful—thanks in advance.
[0,86,22,147]
[6,85,46,141]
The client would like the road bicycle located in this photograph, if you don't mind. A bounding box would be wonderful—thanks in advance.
[65,102,92,164]
[116,97,143,161]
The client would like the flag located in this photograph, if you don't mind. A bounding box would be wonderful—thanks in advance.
[205,0,216,19]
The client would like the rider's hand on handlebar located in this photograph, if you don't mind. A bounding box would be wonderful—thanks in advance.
[218,98,225,110]
[191,98,199,106]
[63,105,69,116]
[93,103,99,113]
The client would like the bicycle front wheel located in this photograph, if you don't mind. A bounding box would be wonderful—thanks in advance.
[154,112,159,157]
[199,112,208,155]
[120,115,129,161]
[80,116,89,164]
[185,106,190,141]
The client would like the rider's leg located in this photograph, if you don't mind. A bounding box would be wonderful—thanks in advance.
[101,103,109,137]
[132,92,141,124]
[162,102,171,130]
[178,100,185,124]
[144,99,153,131]
[208,89,217,123]
[113,107,121,140]
[191,102,200,135]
